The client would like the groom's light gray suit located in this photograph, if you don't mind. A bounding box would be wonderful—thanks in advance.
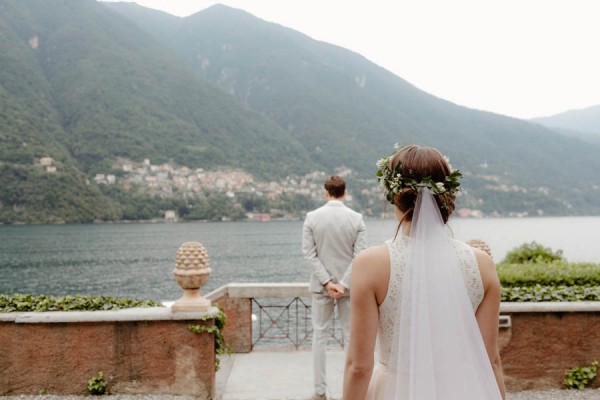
[302,200,367,396]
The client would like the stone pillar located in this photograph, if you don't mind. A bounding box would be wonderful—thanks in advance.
[210,294,253,353]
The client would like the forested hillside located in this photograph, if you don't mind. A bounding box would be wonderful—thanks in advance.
[531,105,600,147]
[108,2,600,216]
[1,0,600,223]
[0,0,315,223]
[532,105,600,135]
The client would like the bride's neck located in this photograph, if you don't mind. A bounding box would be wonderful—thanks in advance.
[401,222,411,236]
[394,208,412,236]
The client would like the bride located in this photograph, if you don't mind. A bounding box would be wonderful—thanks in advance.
[343,144,506,400]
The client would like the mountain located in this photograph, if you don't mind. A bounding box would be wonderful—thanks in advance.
[0,0,122,222]
[0,0,315,223]
[531,105,600,148]
[107,2,600,215]
[532,105,600,135]
[1,0,599,223]
[539,127,600,148]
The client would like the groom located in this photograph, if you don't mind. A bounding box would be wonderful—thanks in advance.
[302,175,367,400]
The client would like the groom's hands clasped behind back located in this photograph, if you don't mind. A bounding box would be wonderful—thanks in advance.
[325,281,345,299]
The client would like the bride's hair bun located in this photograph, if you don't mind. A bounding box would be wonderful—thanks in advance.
[389,144,457,224]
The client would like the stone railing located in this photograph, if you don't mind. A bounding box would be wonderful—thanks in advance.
[1,241,220,397]
[208,283,600,390]
[498,302,600,390]
[2,283,599,395]
[0,306,220,397]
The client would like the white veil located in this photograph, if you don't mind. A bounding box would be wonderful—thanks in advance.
[383,188,502,400]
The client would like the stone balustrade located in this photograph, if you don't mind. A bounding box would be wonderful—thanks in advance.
[0,306,220,397]
[1,282,598,395]
[498,301,600,391]
[208,283,600,391]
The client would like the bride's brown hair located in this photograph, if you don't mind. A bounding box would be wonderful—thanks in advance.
[390,144,456,226]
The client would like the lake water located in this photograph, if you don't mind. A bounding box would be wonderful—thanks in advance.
[1,217,599,301]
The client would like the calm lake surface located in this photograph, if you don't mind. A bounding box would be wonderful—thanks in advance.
[1,217,599,301]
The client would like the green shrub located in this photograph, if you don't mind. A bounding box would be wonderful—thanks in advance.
[564,361,598,390]
[498,262,600,287]
[502,241,564,264]
[501,284,600,302]
[87,371,108,395]
[498,259,600,301]
[0,294,162,312]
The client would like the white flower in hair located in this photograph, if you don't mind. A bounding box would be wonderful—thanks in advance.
[375,144,462,204]
[376,157,388,169]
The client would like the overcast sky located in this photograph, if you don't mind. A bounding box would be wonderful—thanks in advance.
[103,0,600,120]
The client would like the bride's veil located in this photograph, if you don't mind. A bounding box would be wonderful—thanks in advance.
[383,188,502,399]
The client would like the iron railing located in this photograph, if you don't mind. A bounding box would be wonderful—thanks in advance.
[251,296,344,349]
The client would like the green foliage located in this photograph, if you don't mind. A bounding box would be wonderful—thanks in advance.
[270,192,320,214]
[0,164,121,224]
[108,2,600,216]
[0,293,162,313]
[0,0,316,224]
[1,0,600,225]
[188,305,231,371]
[2,0,313,179]
[501,285,600,302]
[498,258,600,302]
[564,361,598,390]
[498,262,600,287]
[376,152,463,204]
[99,185,178,221]
[502,241,565,264]
[184,192,246,221]
[86,371,109,395]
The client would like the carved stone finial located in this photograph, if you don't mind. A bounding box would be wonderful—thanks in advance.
[172,241,212,312]
[466,239,493,258]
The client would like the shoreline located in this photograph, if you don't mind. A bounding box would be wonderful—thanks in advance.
[1,214,600,227]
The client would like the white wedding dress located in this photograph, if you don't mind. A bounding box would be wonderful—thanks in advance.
[365,189,502,400]
[366,236,484,398]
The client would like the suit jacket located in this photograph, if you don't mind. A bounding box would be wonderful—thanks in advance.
[302,200,367,294]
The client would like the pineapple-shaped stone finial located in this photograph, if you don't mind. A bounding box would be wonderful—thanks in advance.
[172,241,212,312]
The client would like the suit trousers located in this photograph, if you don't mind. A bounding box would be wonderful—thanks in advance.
[311,292,350,395]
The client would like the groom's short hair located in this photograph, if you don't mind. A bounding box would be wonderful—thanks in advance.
[324,176,346,198]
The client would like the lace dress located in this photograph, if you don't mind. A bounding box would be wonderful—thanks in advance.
[365,236,484,399]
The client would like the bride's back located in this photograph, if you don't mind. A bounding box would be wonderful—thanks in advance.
[375,236,484,366]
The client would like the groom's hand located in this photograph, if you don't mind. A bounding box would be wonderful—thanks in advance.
[325,282,345,299]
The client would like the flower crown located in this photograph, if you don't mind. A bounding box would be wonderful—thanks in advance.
[376,144,463,204]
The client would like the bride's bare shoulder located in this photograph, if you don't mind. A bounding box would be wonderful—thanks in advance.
[471,247,500,290]
[354,244,390,269]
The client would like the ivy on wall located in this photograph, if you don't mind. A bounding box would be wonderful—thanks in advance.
[188,305,231,371]
[0,293,161,312]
